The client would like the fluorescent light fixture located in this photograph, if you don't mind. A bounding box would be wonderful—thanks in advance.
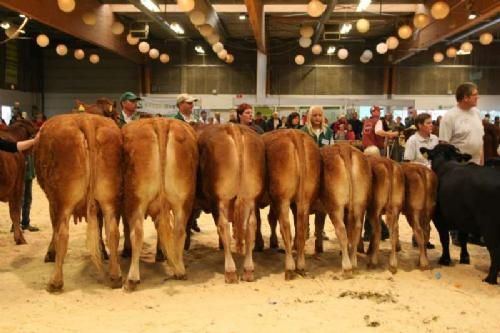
[0,22,10,29]
[239,14,247,20]
[170,22,184,34]
[195,45,205,54]
[457,49,471,55]
[340,23,352,34]
[140,0,160,12]
[326,46,336,55]
[356,0,372,12]
[468,12,478,20]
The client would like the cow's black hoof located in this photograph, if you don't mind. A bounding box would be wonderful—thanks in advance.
[438,256,451,266]
[459,255,470,265]
[483,276,498,285]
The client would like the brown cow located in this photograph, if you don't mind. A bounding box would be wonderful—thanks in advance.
[0,120,38,244]
[35,114,122,292]
[74,98,118,123]
[363,154,405,273]
[122,118,198,290]
[262,129,320,279]
[197,124,265,283]
[317,144,372,273]
[401,162,437,269]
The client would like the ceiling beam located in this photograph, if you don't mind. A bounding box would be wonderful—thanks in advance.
[244,0,266,54]
[0,0,143,64]
[393,0,500,64]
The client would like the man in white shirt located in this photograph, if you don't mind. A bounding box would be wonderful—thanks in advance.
[439,82,484,165]
[404,113,439,167]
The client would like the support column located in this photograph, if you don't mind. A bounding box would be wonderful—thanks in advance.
[256,51,267,104]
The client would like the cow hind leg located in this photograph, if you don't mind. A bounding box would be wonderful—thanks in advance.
[47,211,71,293]
[314,211,326,254]
[327,207,352,278]
[253,208,264,252]
[483,242,499,285]
[386,209,401,273]
[242,204,256,282]
[366,208,382,269]
[458,231,470,264]
[9,200,26,245]
[101,208,122,289]
[169,203,190,279]
[350,205,365,270]
[295,204,310,274]
[409,211,429,270]
[124,213,144,291]
[268,206,279,249]
[277,201,296,280]
[217,201,238,283]
[121,216,132,258]
[45,205,57,262]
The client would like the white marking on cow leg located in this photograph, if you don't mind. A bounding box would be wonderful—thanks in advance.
[125,214,144,290]
[242,206,256,282]
[328,207,352,276]
[217,202,237,283]
[277,202,295,279]
[386,209,400,273]
[103,210,121,287]
[410,212,429,269]
[47,214,70,292]
[295,205,309,272]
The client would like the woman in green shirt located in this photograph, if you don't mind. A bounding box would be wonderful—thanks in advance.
[301,105,334,147]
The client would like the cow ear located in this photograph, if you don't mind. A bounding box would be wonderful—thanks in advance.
[460,153,472,162]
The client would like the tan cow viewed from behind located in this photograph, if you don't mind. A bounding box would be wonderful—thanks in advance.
[35,114,122,292]
[122,118,198,291]
[262,129,320,279]
[197,124,265,283]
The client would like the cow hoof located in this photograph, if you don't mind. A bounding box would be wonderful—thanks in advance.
[173,274,187,280]
[123,279,140,292]
[342,269,353,279]
[295,269,307,277]
[110,277,123,289]
[46,281,64,293]
[121,248,132,258]
[253,244,264,253]
[389,266,398,274]
[438,257,451,266]
[459,256,470,265]
[285,270,296,280]
[15,237,27,245]
[242,270,255,282]
[44,252,55,263]
[155,251,166,263]
[483,276,498,285]
[224,271,238,284]
[314,245,324,254]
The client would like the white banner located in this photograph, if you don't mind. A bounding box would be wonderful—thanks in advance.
[138,96,178,116]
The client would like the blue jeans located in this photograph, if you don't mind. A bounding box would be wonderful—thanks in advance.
[21,179,33,227]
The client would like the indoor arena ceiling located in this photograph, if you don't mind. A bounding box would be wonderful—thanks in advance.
[0,0,499,64]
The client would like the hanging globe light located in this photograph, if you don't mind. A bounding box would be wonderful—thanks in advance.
[311,44,322,55]
[376,42,388,54]
[126,33,139,45]
[307,0,326,18]
[300,25,314,38]
[433,52,444,63]
[74,49,85,60]
[225,54,234,64]
[356,19,370,33]
[212,42,224,53]
[138,41,150,53]
[177,0,195,12]
[36,34,50,47]
[57,0,76,13]
[159,53,170,63]
[431,1,450,20]
[189,11,206,26]
[446,46,457,58]
[479,32,493,45]
[89,54,100,64]
[207,34,220,45]
[295,54,305,65]
[398,25,413,39]
[217,49,228,60]
[82,11,97,26]
[111,22,125,35]
[299,37,312,48]
[460,41,473,53]
[413,4,430,29]
[56,44,68,56]
[198,24,214,37]
[149,48,160,59]
[386,36,399,50]
[337,48,348,60]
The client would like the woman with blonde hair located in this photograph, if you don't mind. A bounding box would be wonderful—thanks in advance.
[301,105,334,147]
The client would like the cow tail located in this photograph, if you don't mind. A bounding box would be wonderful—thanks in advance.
[83,119,103,273]
[339,145,354,222]
[232,125,245,254]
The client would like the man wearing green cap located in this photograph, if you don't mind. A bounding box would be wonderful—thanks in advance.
[118,91,142,128]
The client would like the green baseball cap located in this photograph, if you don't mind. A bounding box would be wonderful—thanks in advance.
[120,91,141,102]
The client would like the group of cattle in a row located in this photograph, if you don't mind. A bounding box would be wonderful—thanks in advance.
[1,109,498,293]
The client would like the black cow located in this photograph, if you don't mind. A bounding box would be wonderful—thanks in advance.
[421,144,499,284]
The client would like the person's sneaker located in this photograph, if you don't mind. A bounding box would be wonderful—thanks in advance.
[22,225,40,232]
